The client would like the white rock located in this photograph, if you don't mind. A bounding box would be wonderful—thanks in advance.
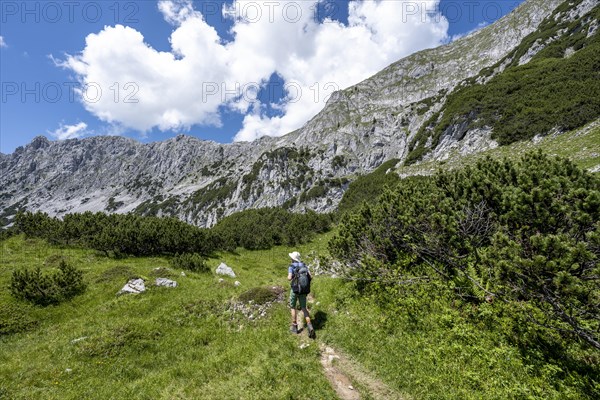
[234,281,241,287]
[216,263,236,277]
[117,278,145,295]
[180,271,186,277]
[218,278,224,283]
[155,278,177,288]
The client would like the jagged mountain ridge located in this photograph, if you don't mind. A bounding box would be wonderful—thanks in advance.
[2,0,592,227]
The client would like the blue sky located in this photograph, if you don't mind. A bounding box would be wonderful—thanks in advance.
[0,0,524,153]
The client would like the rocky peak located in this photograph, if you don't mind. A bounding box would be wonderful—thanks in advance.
[1,0,583,228]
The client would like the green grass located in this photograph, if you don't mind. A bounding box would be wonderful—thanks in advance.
[313,278,599,399]
[1,232,597,399]
[0,236,336,400]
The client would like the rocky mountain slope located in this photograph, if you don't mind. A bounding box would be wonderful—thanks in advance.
[1,0,597,227]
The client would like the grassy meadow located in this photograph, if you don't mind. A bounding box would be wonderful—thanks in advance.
[2,230,598,399]
[0,235,336,400]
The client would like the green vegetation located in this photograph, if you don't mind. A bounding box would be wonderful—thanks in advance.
[14,211,216,257]
[414,89,447,116]
[336,158,401,215]
[212,208,333,251]
[95,265,138,284]
[2,4,599,396]
[0,236,335,400]
[10,260,86,306]
[316,276,600,399]
[2,215,598,398]
[187,178,238,213]
[331,155,347,170]
[238,286,281,305]
[0,197,27,227]
[106,197,124,212]
[169,253,208,273]
[12,206,333,259]
[263,146,312,163]
[330,152,600,356]
[2,152,599,398]
[260,146,315,194]
[398,120,600,177]
[0,302,38,336]
[125,174,162,194]
[406,3,600,164]
[299,183,327,203]
[134,195,181,217]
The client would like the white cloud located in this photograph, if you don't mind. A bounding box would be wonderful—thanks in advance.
[49,122,88,140]
[58,0,449,142]
[157,0,197,25]
[0,36,6,48]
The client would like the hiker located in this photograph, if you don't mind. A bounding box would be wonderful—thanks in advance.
[288,251,315,338]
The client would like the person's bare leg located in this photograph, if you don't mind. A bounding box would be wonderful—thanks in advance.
[290,308,299,333]
[303,308,315,338]
[302,308,311,325]
[291,308,297,325]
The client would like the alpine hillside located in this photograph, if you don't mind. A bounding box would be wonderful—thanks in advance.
[1,0,598,227]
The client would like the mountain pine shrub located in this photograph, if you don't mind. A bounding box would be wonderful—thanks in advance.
[330,151,600,349]
[10,260,86,306]
[169,253,208,273]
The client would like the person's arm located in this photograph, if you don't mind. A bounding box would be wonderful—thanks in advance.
[287,266,293,281]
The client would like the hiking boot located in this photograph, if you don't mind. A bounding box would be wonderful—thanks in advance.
[307,323,316,339]
[290,324,298,334]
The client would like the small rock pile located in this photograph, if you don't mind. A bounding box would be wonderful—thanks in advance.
[226,286,285,321]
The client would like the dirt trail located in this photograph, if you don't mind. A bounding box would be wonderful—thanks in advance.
[297,318,404,400]
[296,296,404,399]
[318,344,406,400]
[319,344,361,400]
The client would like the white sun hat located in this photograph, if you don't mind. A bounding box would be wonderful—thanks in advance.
[288,251,301,262]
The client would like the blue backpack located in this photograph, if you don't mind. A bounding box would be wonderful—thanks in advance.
[291,262,311,295]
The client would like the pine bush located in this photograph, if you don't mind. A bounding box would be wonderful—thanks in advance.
[10,261,86,306]
[170,253,208,273]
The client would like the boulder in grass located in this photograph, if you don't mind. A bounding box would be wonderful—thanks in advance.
[118,278,145,295]
[155,278,177,288]
[216,263,236,278]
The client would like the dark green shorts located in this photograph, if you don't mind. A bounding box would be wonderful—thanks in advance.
[289,289,307,310]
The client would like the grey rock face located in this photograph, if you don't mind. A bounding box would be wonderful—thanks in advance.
[0,0,567,226]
